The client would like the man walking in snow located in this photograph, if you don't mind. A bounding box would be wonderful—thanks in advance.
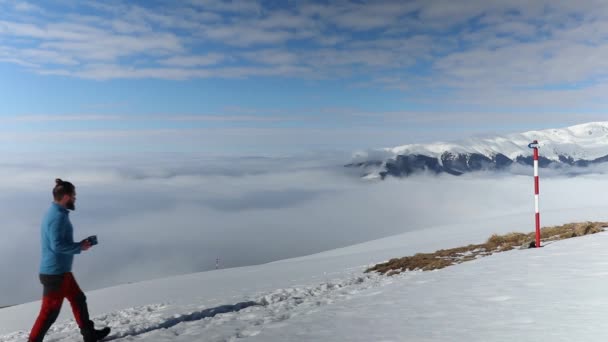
[28,179,110,342]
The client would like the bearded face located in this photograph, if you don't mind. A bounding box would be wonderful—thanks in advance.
[65,192,76,210]
[66,198,75,210]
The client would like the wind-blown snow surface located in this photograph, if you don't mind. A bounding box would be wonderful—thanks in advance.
[1,207,608,341]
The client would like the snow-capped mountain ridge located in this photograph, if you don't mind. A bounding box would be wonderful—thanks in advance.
[348,122,608,178]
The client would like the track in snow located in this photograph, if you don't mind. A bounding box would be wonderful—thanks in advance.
[0,271,404,342]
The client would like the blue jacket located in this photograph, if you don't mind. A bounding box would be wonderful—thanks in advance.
[39,202,81,275]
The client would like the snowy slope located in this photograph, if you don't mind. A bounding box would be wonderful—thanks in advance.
[248,232,608,342]
[349,122,608,178]
[1,205,607,341]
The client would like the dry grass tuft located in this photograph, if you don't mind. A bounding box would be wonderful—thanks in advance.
[366,221,608,276]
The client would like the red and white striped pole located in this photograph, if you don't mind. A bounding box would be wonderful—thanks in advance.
[528,140,541,248]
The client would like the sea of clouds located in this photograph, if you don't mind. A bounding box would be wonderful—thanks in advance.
[1,152,607,306]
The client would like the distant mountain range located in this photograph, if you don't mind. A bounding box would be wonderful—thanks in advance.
[346,122,608,179]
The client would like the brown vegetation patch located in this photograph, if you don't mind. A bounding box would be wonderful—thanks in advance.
[366,221,608,276]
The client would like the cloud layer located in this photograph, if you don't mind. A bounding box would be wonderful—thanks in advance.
[1,153,608,307]
[4,0,608,153]
[1,0,608,110]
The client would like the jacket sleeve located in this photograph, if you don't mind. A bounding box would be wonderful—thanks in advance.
[49,216,82,255]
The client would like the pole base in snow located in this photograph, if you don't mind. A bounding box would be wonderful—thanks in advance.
[528,241,542,248]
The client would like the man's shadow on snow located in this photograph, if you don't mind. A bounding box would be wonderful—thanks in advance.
[104,301,261,340]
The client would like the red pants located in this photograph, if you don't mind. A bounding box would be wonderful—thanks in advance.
[29,272,93,342]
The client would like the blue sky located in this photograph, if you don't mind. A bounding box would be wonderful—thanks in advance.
[1,0,608,156]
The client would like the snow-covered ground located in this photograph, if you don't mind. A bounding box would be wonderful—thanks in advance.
[1,206,607,341]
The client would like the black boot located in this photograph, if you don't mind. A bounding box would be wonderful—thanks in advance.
[81,326,111,342]
[94,327,111,341]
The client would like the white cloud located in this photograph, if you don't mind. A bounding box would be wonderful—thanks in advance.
[2,0,608,111]
[36,63,315,80]
[1,153,608,307]
[330,1,417,31]
[166,115,298,122]
[38,64,207,80]
[159,53,225,67]
[0,56,38,67]
[0,20,96,41]
[187,0,261,14]
[241,49,298,65]
[40,32,183,60]
[0,114,303,123]
[201,24,294,47]
[0,115,124,122]
[13,1,40,12]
